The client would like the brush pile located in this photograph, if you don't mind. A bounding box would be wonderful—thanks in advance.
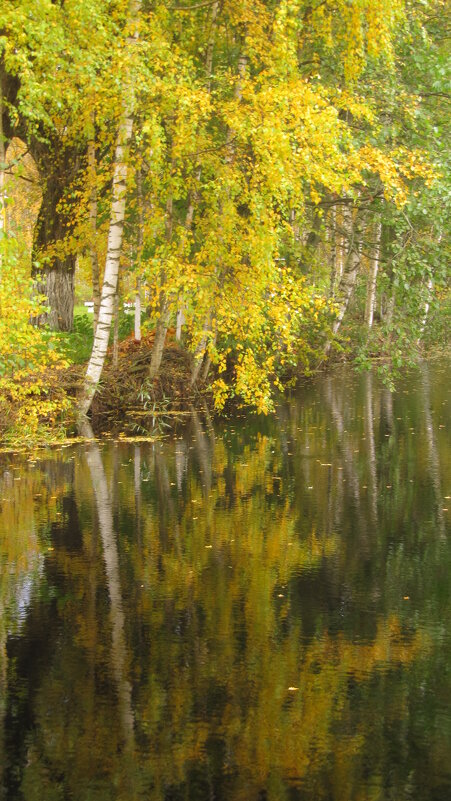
[65,330,204,435]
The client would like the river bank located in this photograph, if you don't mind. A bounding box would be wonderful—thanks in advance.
[1,329,449,449]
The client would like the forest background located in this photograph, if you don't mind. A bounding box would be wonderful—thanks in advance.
[0,0,449,443]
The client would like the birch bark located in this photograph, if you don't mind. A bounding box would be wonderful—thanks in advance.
[134,168,143,342]
[113,284,120,367]
[88,136,100,333]
[134,278,141,341]
[324,201,361,356]
[78,0,141,421]
[328,205,337,296]
[365,220,382,329]
[417,275,434,344]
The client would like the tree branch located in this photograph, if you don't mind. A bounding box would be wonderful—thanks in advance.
[173,0,220,11]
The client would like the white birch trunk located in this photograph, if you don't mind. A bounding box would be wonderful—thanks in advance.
[78,0,141,422]
[134,168,143,342]
[134,278,141,342]
[418,235,440,344]
[417,274,435,345]
[365,220,382,329]
[88,136,100,333]
[324,202,361,356]
[175,302,185,341]
[332,205,345,293]
[148,298,170,379]
[385,284,396,327]
[328,205,337,296]
[113,286,119,367]
[331,248,359,336]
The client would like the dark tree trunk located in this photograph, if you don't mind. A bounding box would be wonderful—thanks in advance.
[31,139,81,332]
[0,66,19,143]
[1,62,81,332]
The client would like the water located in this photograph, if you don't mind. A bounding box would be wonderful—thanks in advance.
[0,360,450,801]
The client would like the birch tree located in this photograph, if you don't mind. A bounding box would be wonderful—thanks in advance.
[77,0,141,421]
[365,219,382,329]
[324,201,363,356]
[88,134,100,333]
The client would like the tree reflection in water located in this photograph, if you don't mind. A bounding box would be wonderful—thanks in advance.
[0,361,450,801]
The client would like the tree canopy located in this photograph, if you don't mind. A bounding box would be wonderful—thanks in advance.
[0,0,449,439]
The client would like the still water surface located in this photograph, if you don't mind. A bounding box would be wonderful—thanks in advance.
[0,361,450,801]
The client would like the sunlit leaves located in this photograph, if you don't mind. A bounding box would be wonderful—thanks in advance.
[1,0,447,431]
[0,235,70,442]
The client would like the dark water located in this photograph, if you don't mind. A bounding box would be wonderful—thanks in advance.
[1,361,450,801]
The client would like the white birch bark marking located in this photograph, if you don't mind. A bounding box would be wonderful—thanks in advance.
[417,275,434,345]
[113,285,120,367]
[88,136,100,333]
[365,220,382,329]
[78,0,141,420]
[134,168,143,342]
[134,278,141,341]
[148,298,170,379]
[324,202,361,356]
[418,235,440,344]
[328,205,337,296]
[175,302,185,341]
